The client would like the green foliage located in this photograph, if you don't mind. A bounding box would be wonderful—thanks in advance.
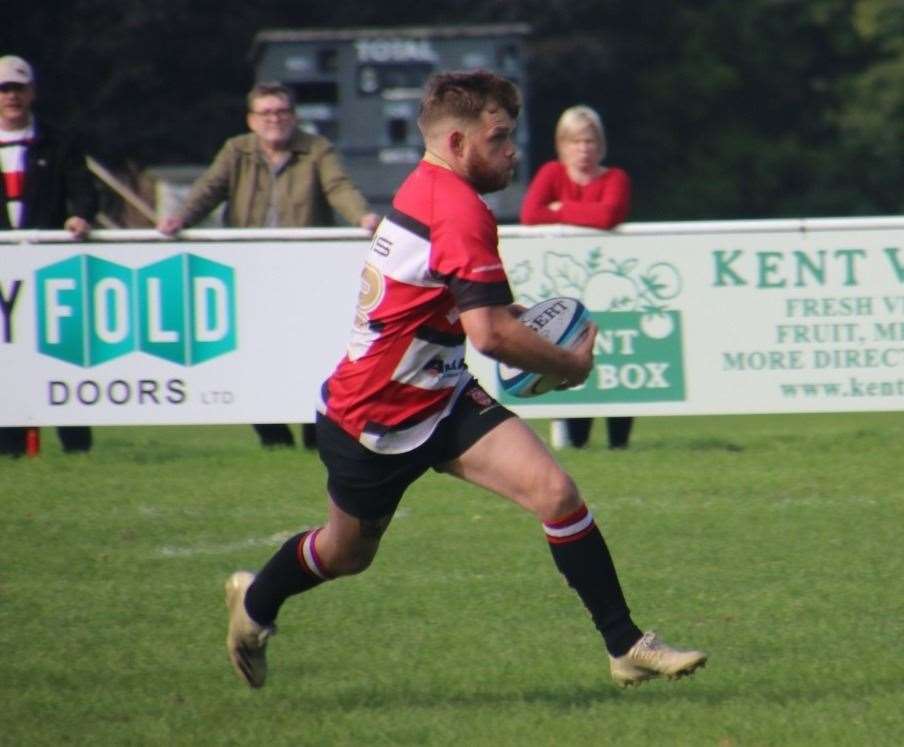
[835,0,904,212]
[1,0,899,219]
[2,415,903,745]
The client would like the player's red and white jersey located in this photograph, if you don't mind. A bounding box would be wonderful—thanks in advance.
[319,160,513,453]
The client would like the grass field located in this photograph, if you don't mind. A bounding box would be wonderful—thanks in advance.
[3,413,903,746]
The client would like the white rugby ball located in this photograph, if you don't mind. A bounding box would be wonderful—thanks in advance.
[497,297,591,398]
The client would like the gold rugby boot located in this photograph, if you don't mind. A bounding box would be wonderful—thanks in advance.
[609,631,707,688]
[224,571,276,688]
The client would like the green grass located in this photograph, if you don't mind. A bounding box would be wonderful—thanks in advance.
[2,414,903,746]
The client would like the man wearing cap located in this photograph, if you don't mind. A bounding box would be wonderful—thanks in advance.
[0,55,97,456]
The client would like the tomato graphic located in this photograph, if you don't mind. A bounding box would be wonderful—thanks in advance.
[583,271,638,311]
[639,310,675,339]
[641,263,682,301]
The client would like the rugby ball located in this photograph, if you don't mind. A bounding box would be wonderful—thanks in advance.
[497,297,591,398]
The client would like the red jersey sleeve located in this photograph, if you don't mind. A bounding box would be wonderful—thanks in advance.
[431,175,513,311]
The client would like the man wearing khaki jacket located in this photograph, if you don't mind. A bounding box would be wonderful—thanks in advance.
[159,81,379,449]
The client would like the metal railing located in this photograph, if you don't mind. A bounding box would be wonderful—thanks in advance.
[4,214,904,246]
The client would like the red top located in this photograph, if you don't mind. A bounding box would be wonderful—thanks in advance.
[520,161,631,229]
[320,160,513,454]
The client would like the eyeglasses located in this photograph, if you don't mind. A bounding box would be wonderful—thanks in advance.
[0,83,28,93]
[250,108,293,119]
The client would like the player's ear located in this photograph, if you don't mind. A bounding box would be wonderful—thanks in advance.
[448,129,466,158]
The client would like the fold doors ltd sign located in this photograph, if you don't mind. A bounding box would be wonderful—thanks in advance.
[35,253,236,367]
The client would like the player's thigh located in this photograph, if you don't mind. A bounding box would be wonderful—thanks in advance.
[316,413,422,573]
[442,417,580,521]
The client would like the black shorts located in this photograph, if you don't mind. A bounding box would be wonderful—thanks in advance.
[316,380,515,520]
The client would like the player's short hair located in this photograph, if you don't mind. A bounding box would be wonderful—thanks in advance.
[418,70,521,131]
[555,105,605,145]
[246,81,296,111]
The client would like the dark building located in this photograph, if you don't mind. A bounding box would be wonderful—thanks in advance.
[250,24,531,222]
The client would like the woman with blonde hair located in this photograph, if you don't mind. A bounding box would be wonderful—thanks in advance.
[521,104,633,450]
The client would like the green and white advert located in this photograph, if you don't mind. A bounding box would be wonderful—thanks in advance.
[3,218,904,425]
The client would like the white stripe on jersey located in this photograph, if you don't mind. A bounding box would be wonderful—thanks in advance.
[374,217,444,287]
[358,374,473,454]
[390,337,466,390]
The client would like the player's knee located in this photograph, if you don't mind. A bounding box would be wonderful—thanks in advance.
[324,541,379,577]
[533,469,581,522]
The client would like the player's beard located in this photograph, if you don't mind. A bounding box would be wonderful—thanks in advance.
[466,149,514,194]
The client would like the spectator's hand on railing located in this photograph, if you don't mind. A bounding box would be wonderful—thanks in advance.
[64,216,91,240]
[359,213,381,234]
[157,216,185,236]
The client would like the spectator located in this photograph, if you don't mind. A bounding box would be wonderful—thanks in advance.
[158,81,380,450]
[520,105,633,450]
[0,55,95,457]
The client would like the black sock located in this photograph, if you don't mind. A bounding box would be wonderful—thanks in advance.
[544,505,642,657]
[244,530,327,625]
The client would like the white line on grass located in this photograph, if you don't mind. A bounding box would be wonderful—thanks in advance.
[155,508,412,558]
[158,530,298,558]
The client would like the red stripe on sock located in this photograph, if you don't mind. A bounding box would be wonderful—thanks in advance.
[307,528,329,579]
[294,532,308,569]
[544,503,589,530]
[545,523,595,545]
[295,527,331,580]
[294,530,319,578]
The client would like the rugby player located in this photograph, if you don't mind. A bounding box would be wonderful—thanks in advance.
[225,70,707,690]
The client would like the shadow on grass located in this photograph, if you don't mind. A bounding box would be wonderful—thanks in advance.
[640,437,744,453]
[685,438,744,452]
[256,669,904,713]
[263,677,725,711]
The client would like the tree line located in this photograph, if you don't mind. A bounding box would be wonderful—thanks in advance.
[3,0,902,221]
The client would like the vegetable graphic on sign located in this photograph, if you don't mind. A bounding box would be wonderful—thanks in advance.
[510,248,683,342]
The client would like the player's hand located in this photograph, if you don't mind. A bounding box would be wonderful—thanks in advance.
[558,321,597,388]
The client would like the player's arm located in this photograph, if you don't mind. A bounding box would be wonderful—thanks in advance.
[461,304,596,388]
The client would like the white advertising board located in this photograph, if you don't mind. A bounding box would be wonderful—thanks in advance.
[474,218,904,417]
[2,218,904,425]
[0,237,366,425]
